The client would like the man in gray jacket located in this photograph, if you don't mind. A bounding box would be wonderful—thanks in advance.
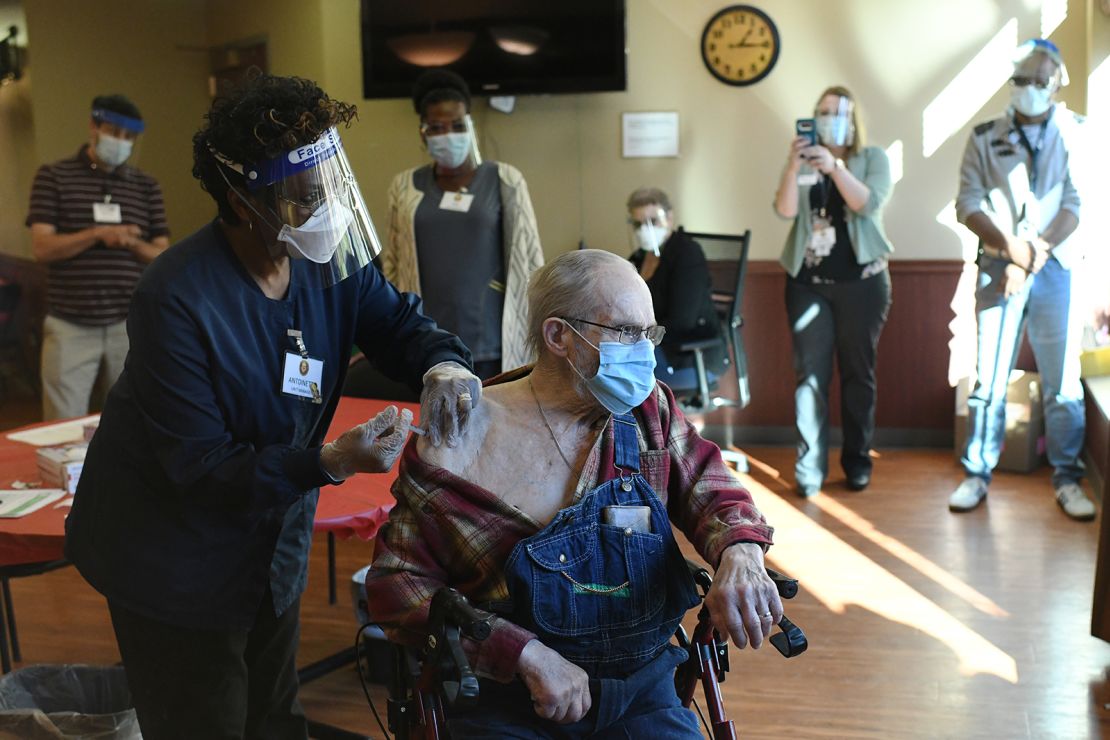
[949,39,1094,520]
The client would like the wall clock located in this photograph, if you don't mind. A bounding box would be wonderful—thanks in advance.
[700,5,780,86]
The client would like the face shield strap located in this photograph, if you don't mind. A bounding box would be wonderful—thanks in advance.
[92,108,145,134]
[210,148,286,238]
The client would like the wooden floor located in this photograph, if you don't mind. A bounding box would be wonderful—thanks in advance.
[4,445,1110,739]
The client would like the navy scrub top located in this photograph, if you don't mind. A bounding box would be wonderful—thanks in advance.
[65,220,470,631]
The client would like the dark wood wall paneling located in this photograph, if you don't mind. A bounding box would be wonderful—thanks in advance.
[700,259,966,436]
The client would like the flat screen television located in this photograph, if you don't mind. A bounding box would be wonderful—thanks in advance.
[360,0,627,99]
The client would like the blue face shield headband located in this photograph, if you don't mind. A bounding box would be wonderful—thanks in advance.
[92,108,145,134]
[564,321,657,416]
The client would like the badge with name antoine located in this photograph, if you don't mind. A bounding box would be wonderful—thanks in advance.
[281,352,324,402]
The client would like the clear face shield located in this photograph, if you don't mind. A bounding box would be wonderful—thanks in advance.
[213,127,381,287]
[91,108,144,169]
[815,96,854,148]
[627,205,672,257]
[421,113,482,171]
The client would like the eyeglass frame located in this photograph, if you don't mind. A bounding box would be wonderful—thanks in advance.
[562,317,666,346]
[1009,75,1056,91]
[420,119,470,137]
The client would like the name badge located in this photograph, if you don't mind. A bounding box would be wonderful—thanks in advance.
[797,172,819,187]
[92,202,122,223]
[807,217,836,256]
[439,191,474,213]
[281,352,324,401]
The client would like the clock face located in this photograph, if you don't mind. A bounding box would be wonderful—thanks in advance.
[700,5,780,87]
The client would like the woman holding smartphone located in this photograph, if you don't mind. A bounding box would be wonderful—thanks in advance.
[772,86,894,498]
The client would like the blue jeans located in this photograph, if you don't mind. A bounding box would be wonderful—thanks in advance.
[447,645,701,739]
[961,256,1085,486]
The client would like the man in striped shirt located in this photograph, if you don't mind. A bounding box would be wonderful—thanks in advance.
[26,94,169,420]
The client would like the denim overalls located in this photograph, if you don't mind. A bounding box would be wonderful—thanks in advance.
[449,413,703,738]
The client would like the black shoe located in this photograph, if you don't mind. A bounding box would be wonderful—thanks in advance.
[847,473,870,491]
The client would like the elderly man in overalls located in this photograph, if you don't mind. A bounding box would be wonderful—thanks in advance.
[368,249,780,738]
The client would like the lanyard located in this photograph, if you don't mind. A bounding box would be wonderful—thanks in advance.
[287,328,322,404]
[1012,114,1050,193]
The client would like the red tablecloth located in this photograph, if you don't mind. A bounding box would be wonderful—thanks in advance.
[0,398,415,567]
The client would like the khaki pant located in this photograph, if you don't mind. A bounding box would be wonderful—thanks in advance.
[40,315,128,420]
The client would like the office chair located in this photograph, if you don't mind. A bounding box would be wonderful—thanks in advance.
[671,230,752,471]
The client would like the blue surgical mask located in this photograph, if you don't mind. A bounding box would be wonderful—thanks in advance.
[1011,85,1053,117]
[815,114,852,147]
[426,132,472,169]
[95,133,133,167]
[565,322,657,415]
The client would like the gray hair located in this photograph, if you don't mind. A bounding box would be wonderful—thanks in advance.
[626,187,672,213]
[527,249,631,357]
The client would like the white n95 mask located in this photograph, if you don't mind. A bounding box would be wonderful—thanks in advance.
[277,201,355,264]
[1011,86,1053,118]
[635,224,667,256]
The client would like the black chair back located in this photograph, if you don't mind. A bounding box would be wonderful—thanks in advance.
[682,230,751,408]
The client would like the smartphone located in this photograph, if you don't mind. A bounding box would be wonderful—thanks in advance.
[795,118,817,146]
[601,505,652,534]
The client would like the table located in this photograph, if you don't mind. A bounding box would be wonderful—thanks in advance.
[0,396,415,673]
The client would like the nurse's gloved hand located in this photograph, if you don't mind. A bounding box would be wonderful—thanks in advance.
[420,361,482,448]
[320,405,414,480]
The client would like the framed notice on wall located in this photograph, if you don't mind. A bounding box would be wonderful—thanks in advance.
[621,111,680,158]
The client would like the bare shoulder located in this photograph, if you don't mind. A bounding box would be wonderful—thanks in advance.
[415,384,515,473]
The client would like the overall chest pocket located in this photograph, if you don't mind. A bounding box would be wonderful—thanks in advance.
[522,521,666,637]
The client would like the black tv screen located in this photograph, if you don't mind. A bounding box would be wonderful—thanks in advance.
[360,0,627,99]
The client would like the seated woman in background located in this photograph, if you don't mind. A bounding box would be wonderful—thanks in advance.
[382,69,544,380]
[626,187,725,394]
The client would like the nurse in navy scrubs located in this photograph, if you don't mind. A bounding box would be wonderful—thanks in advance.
[65,72,480,739]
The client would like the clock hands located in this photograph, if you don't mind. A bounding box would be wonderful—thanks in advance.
[728,27,754,49]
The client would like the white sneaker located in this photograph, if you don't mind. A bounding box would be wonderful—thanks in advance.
[1055,482,1096,521]
[949,477,988,512]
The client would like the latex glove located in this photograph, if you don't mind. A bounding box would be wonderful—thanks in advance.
[704,542,784,650]
[517,640,591,724]
[320,405,413,480]
[420,361,481,448]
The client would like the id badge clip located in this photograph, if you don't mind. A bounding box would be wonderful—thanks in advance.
[92,195,122,224]
[439,191,474,213]
[282,329,323,404]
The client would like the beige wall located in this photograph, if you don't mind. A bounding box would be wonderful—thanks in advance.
[15,1,1099,263]
[202,0,1100,263]
[21,0,212,243]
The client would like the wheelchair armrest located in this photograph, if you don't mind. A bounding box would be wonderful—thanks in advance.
[430,587,494,641]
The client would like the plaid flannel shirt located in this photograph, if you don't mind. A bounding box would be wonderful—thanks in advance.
[366,374,774,683]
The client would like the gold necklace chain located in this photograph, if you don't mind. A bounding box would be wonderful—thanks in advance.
[528,377,575,472]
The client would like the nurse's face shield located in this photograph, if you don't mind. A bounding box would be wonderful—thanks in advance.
[815,95,854,148]
[420,111,482,169]
[214,127,381,287]
[90,109,145,168]
[627,204,672,257]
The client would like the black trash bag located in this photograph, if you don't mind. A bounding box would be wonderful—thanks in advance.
[0,664,139,739]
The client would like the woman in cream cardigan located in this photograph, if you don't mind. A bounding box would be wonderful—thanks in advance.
[382,70,543,379]
[773,85,894,498]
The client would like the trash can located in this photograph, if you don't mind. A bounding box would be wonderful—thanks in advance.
[0,664,140,740]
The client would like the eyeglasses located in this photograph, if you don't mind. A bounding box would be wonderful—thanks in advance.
[564,317,666,346]
[627,216,668,229]
[1010,75,1054,90]
[274,176,353,213]
[420,120,469,137]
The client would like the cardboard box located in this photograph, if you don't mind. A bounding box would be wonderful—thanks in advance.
[1081,346,1110,379]
[36,443,87,494]
[954,371,1046,473]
